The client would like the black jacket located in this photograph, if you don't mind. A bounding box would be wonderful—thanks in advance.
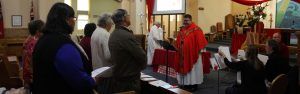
[224,58,267,94]
[108,26,147,93]
[32,32,93,94]
[265,52,290,82]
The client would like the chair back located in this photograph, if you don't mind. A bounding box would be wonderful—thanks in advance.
[210,25,217,33]
[269,74,288,94]
[216,22,223,32]
[225,14,235,30]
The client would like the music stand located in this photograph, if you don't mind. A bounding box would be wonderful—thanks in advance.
[157,40,176,83]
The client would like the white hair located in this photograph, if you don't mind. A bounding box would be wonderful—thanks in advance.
[153,21,161,25]
[98,13,114,27]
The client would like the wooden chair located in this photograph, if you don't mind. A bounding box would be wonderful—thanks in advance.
[216,22,226,40]
[268,74,288,94]
[225,14,235,37]
[205,25,217,42]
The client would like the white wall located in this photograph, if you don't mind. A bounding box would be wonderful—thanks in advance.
[198,0,231,33]
[39,0,64,21]
[262,1,276,28]
[2,0,63,28]
[121,0,146,35]
[2,0,30,28]
[89,0,120,24]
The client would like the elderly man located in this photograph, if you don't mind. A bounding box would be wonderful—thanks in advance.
[109,9,147,93]
[147,21,163,65]
[91,13,114,69]
[272,32,289,63]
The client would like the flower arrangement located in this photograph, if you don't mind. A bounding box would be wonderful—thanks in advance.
[235,15,247,27]
[246,4,268,28]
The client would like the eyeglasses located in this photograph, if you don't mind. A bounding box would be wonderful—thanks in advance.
[73,17,77,21]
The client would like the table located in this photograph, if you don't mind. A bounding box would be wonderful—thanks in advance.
[152,49,177,72]
[152,49,211,74]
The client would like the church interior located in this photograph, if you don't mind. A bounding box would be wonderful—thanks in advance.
[0,0,300,94]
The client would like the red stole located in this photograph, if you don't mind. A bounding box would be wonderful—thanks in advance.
[174,23,208,74]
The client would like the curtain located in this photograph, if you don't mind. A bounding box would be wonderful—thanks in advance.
[146,0,154,32]
[232,0,270,6]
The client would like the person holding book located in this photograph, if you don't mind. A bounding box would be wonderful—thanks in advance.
[219,45,267,94]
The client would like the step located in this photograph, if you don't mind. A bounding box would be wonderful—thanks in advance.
[213,41,231,46]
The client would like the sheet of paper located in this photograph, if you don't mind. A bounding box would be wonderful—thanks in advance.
[141,74,153,78]
[237,49,246,59]
[141,77,157,82]
[218,46,232,62]
[237,71,242,84]
[214,53,227,69]
[210,58,219,71]
[7,56,17,62]
[91,67,110,78]
[257,54,268,65]
[149,80,170,87]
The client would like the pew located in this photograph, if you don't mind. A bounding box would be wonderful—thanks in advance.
[141,73,192,94]
[0,38,26,57]
[0,54,22,89]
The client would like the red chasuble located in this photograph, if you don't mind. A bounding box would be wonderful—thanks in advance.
[174,22,208,74]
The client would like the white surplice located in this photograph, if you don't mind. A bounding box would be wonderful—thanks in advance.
[177,54,203,85]
[147,25,163,65]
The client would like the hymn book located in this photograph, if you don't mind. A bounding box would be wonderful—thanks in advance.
[91,67,110,78]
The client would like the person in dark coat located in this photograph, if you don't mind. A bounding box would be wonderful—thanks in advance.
[265,39,290,82]
[108,9,147,93]
[32,3,95,94]
[219,45,267,94]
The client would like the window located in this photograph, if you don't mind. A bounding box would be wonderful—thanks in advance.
[77,0,89,11]
[77,15,89,30]
[64,0,72,6]
[77,0,89,30]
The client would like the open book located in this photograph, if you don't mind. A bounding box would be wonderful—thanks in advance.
[257,54,268,65]
[91,67,111,78]
[218,46,232,62]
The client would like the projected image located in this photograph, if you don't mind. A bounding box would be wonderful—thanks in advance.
[157,0,182,11]
[153,0,185,14]
[276,0,300,29]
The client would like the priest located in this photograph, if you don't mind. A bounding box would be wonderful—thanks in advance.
[147,21,163,65]
[174,14,208,91]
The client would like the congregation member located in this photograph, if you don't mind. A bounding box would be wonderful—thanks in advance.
[174,14,208,91]
[32,3,96,94]
[109,9,147,93]
[265,39,291,82]
[272,32,289,63]
[147,21,163,65]
[80,23,96,61]
[219,45,267,94]
[22,20,44,91]
[91,13,114,69]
